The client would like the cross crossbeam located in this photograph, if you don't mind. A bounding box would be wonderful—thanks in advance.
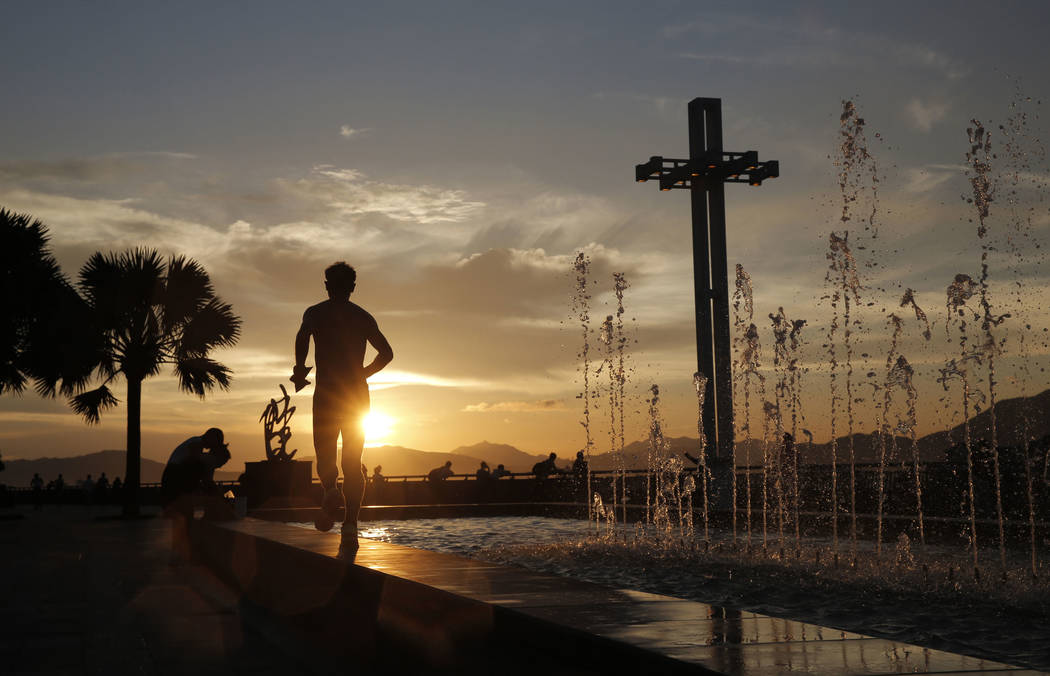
[635,153,779,189]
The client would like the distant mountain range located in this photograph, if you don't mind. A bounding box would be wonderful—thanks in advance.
[358,441,549,476]
[5,389,1047,486]
[362,442,546,476]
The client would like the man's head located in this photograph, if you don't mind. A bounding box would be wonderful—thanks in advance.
[325,262,357,300]
[202,427,226,451]
[444,461,452,468]
[548,452,557,460]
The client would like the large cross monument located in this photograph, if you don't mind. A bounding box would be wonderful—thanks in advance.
[635,97,779,472]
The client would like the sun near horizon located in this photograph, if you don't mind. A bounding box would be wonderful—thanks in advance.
[362,410,396,448]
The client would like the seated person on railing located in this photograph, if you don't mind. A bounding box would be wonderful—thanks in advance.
[427,460,454,482]
[532,452,561,480]
[491,463,511,479]
[476,461,492,481]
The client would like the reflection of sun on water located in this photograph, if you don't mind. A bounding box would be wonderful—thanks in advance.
[358,525,391,541]
[362,410,395,447]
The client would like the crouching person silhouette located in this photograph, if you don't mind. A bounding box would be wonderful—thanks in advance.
[161,427,232,562]
[293,262,393,558]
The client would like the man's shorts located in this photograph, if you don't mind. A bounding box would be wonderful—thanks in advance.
[313,381,370,430]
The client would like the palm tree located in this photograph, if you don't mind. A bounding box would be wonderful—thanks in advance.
[0,209,100,397]
[73,249,241,516]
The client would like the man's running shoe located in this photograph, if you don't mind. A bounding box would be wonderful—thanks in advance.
[337,526,359,560]
[314,488,342,532]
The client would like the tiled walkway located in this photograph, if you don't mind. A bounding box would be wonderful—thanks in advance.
[3,507,1040,675]
[0,507,341,676]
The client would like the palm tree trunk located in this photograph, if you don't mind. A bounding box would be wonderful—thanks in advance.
[123,376,142,517]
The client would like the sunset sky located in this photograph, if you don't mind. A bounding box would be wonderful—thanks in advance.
[3,2,1050,469]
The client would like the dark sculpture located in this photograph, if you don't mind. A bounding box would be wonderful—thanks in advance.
[260,384,298,461]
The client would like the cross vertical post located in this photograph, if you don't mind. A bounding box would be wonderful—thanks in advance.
[635,96,779,470]
[688,98,733,462]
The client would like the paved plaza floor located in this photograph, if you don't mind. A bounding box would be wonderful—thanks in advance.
[3,506,1041,675]
[0,506,341,676]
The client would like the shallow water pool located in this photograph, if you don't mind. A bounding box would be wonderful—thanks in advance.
[289,516,1049,669]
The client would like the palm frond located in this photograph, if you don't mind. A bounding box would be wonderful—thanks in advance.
[178,298,242,356]
[160,256,214,332]
[174,357,233,397]
[79,250,158,335]
[70,384,119,424]
[1,209,104,395]
[0,361,26,395]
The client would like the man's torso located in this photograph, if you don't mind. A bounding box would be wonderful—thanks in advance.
[304,299,376,392]
[167,436,203,467]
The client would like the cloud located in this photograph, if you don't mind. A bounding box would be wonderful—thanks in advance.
[905,98,950,132]
[673,14,967,80]
[591,91,682,116]
[901,164,961,193]
[0,152,197,184]
[369,370,487,391]
[462,399,565,413]
[339,125,370,138]
[278,165,485,224]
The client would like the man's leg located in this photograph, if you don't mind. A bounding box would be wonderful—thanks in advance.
[313,394,344,532]
[339,423,366,528]
[312,395,340,492]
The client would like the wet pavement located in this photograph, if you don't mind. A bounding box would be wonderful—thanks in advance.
[215,517,1040,675]
[0,506,343,676]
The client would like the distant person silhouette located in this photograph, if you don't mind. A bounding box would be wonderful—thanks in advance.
[476,461,491,481]
[292,262,393,556]
[95,472,110,503]
[55,473,64,492]
[30,472,43,510]
[82,474,95,505]
[491,464,511,479]
[572,451,588,476]
[111,476,122,503]
[428,461,454,482]
[372,465,385,484]
[532,452,560,480]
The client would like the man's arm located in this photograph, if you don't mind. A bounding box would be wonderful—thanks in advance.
[291,311,313,392]
[362,323,393,379]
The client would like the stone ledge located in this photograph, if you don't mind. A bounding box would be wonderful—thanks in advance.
[189,517,1026,675]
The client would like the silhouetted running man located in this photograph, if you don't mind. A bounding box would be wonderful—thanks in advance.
[292,262,393,556]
